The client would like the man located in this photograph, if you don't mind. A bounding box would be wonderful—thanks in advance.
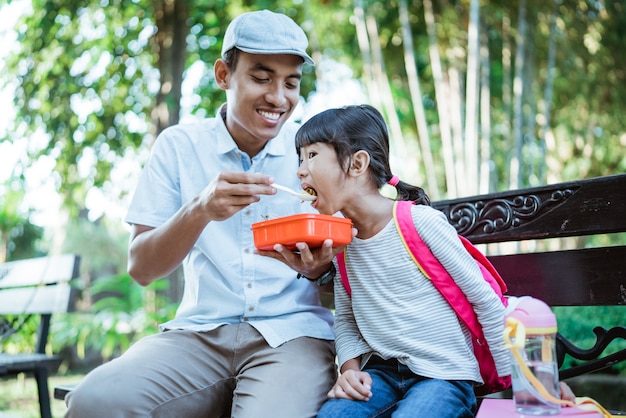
[66,10,339,418]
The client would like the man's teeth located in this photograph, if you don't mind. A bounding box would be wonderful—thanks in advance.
[259,110,280,120]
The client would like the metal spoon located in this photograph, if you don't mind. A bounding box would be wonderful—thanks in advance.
[271,183,317,201]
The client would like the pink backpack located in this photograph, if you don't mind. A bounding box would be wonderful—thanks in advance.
[336,200,512,395]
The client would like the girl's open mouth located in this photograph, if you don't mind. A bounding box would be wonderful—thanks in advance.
[304,187,317,197]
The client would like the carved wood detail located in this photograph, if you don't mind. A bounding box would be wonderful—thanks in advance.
[439,187,577,236]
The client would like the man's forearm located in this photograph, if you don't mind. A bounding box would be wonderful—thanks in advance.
[127,199,211,285]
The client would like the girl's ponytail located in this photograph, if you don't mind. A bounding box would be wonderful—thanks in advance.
[387,175,430,206]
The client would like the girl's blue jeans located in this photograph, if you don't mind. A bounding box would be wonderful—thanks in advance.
[317,356,477,418]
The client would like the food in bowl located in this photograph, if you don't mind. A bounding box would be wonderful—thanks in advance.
[252,214,352,250]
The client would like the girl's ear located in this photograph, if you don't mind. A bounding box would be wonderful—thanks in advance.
[214,59,230,89]
[349,150,370,177]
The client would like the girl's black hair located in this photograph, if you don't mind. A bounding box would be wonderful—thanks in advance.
[295,104,430,206]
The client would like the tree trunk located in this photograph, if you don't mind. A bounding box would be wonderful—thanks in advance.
[353,0,377,108]
[0,232,7,263]
[540,0,559,184]
[365,13,413,180]
[464,0,481,196]
[501,10,512,187]
[151,0,189,304]
[398,0,439,198]
[448,66,465,194]
[524,23,537,186]
[423,0,457,197]
[479,20,492,194]
[152,0,189,137]
[510,0,527,190]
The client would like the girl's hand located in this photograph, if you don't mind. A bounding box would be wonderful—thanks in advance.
[559,382,575,402]
[327,369,373,401]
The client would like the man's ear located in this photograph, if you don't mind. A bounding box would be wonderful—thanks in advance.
[214,59,230,89]
[349,150,370,177]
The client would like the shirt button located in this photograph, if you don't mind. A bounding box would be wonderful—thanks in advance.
[248,306,254,312]
[247,283,252,288]
[244,210,251,216]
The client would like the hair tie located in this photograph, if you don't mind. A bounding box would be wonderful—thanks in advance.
[387,175,400,187]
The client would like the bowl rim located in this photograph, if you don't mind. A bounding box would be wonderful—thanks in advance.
[251,213,352,229]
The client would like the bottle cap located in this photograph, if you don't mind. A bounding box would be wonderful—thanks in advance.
[506,296,557,334]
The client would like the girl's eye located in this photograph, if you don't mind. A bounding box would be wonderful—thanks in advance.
[308,151,316,159]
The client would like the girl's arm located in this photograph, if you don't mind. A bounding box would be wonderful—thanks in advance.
[332,261,372,368]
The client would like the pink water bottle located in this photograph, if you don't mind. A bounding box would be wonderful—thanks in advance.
[506,297,561,415]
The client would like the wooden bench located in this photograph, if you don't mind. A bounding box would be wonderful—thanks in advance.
[0,254,80,418]
[54,174,626,410]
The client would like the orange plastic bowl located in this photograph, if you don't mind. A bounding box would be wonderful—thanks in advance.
[251,214,353,251]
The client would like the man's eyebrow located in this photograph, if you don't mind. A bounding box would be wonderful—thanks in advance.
[252,63,302,80]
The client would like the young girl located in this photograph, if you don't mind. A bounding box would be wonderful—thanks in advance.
[295,104,510,417]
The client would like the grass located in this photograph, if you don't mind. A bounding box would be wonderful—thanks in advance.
[0,373,84,418]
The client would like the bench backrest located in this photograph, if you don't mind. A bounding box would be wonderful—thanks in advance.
[0,254,81,353]
[432,173,626,306]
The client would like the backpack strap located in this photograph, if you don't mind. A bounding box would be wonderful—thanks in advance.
[336,249,351,296]
[393,200,483,338]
